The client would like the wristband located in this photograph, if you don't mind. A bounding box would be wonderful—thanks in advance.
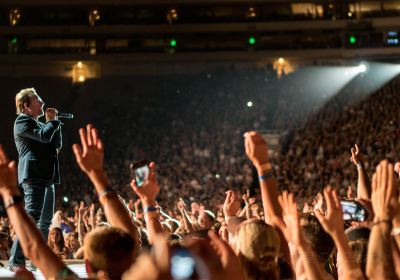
[4,195,23,209]
[225,216,237,223]
[143,206,158,213]
[259,171,274,181]
[98,186,114,198]
[356,163,363,170]
[371,219,391,227]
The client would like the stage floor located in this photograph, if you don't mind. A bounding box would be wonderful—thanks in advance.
[0,261,88,279]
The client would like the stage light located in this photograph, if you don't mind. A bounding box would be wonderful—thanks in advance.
[9,8,21,26]
[63,196,69,203]
[72,61,89,83]
[11,37,17,45]
[247,101,253,107]
[349,36,357,44]
[273,58,296,79]
[357,64,367,73]
[246,7,257,19]
[169,38,177,47]
[167,8,178,24]
[89,9,101,26]
[248,37,256,45]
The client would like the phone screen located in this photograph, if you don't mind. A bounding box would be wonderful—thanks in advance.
[134,165,149,187]
[341,200,366,221]
[170,248,196,280]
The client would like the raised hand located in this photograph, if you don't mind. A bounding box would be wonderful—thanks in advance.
[90,203,95,215]
[130,162,159,204]
[346,186,354,199]
[272,191,305,248]
[72,124,104,175]
[0,145,19,195]
[313,192,325,213]
[314,187,344,238]
[223,190,240,217]
[350,144,361,166]
[177,199,186,212]
[78,201,86,216]
[371,160,399,221]
[244,131,269,169]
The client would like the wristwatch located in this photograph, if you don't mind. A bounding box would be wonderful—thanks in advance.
[4,195,23,209]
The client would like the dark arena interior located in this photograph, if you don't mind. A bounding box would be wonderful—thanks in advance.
[0,1,399,279]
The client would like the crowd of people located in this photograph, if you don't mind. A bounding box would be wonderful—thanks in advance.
[0,121,399,279]
[0,69,399,279]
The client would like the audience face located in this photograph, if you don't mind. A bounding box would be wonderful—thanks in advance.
[50,228,63,244]
[64,233,80,252]
[198,212,214,229]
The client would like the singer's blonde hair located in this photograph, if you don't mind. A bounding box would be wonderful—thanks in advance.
[15,88,37,115]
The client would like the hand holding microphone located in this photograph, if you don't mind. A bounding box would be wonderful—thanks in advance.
[45,108,58,121]
[45,108,74,122]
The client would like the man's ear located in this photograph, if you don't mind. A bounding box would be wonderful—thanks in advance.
[23,102,30,112]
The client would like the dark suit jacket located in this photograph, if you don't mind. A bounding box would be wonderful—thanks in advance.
[14,114,62,185]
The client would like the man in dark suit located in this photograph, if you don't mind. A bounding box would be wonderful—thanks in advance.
[9,88,62,271]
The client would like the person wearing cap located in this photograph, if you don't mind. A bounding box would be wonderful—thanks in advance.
[234,219,281,280]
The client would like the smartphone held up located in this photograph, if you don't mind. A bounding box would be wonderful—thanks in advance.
[340,200,368,222]
[130,160,150,187]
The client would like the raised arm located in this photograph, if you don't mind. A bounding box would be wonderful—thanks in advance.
[244,131,281,221]
[273,191,326,280]
[0,145,71,279]
[244,131,290,262]
[350,144,371,199]
[177,200,195,233]
[366,160,398,280]
[393,162,400,260]
[223,190,242,234]
[72,124,140,247]
[130,162,163,244]
[315,187,365,280]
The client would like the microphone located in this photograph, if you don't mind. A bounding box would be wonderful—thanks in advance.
[57,112,74,119]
